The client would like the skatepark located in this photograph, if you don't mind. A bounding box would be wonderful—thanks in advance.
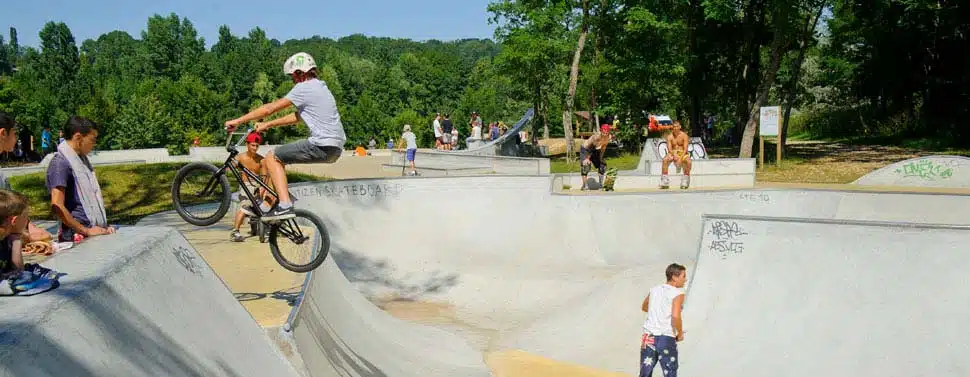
[2,133,970,377]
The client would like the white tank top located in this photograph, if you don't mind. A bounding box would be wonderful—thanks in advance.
[643,283,684,337]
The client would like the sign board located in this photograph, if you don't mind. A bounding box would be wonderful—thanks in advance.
[652,137,708,160]
[759,106,780,137]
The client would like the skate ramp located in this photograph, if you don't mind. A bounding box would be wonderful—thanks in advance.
[287,177,970,375]
[0,227,301,377]
[682,215,970,376]
[853,155,970,188]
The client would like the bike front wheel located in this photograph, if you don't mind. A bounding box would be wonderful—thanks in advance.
[268,209,331,273]
[171,162,232,227]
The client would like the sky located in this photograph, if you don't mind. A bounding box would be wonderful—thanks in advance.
[2,0,499,48]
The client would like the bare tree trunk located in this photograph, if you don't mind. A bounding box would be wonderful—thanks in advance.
[739,5,790,158]
[780,2,825,155]
[562,0,589,162]
[686,0,703,136]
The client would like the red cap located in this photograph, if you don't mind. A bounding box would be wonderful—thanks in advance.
[600,124,611,133]
[245,133,263,144]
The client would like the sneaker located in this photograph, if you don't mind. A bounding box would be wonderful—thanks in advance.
[680,175,690,189]
[230,230,245,242]
[659,175,670,189]
[261,205,296,223]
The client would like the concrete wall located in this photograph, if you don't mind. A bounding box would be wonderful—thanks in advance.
[0,226,301,377]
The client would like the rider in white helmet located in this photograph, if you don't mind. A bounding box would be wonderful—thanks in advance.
[224,52,347,222]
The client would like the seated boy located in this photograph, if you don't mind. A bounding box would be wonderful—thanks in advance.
[0,190,29,281]
[230,133,268,242]
[46,116,116,242]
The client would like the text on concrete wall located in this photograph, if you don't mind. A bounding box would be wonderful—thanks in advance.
[293,183,404,199]
[708,220,747,259]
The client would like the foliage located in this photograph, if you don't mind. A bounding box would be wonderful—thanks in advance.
[0,15,524,155]
[1,0,968,159]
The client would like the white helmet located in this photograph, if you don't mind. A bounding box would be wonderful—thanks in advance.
[283,52,317,75]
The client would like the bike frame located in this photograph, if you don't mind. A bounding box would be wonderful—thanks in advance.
[194,129,307,242]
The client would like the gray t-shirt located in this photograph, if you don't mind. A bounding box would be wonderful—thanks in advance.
[285,78,347,148]
[45,152,92,241]
[402,131,417,149]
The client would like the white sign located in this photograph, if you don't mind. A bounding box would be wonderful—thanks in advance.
[759,106,780,137]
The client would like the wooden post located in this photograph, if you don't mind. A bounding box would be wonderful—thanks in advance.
[776,136,782,166]
[759,136,765,170]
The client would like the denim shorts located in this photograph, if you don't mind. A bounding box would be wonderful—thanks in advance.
[273,139,342,165]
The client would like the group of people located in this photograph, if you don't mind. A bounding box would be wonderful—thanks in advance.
[579,117,694,191]
[0,112,117,294]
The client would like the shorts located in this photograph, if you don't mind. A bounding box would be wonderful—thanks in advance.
[406,148,416,162]
[442,133,452,144]
[273,139,342,165]
[667,150,689,163]
[580,147,606,176]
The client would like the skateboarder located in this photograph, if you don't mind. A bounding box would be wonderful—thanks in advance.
[639,263,687,377]
[660,120,692,189]
[580,124,612,190]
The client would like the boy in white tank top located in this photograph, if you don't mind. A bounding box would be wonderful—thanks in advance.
[639,263,687,377]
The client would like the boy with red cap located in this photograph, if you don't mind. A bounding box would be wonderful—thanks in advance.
[580,124,613,190]
[230,132,267,242]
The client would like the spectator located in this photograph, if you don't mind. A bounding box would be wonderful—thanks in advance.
[441,114,454,151]
[433,113,443,150]
[230,133,267,242]
[0,190,29,280]
[46,116,115,243]
[41,127,52,155]
[368,137,377,150]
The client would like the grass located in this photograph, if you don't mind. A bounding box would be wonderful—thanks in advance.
[550,152,641,174]
[9,162,329,225]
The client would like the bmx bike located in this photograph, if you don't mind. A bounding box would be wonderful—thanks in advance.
[169,128,330,273]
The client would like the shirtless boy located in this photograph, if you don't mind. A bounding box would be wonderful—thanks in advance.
[660,120,692,189]
[230,133,267,242]
[580,124,613,190]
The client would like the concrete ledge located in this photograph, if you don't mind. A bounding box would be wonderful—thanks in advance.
[641,158,755,175]
[0,226,300,377]
[390,150,550,175]
[380,164,495,177]
[553,173,755,191]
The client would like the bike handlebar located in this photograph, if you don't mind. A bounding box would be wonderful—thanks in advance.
[225,126,255,153]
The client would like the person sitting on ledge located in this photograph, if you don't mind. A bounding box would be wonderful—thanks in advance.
[46,116,116,243]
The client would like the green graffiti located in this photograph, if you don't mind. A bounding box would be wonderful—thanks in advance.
[894,159,955,180]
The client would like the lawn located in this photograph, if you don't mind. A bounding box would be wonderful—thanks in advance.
[8,162,329,225]
[550,152,641,174]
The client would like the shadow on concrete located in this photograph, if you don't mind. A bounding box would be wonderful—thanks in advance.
[0,277,243,377]
[300,297,390,377]
[329,246,459,301]
[234,285,303,307]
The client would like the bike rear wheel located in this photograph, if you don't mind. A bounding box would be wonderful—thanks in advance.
[172,162,232,226]
[268,209,331,273]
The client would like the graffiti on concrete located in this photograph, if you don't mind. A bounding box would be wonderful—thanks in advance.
[738,192,771,203]
[708,220,747,259]
[894,159,957,180]
[173,245,202,275]
[653,137,708,160]
[295,183,404,199]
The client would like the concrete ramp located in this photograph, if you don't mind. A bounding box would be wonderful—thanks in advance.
[681,215,970,377]
[288,257,491,377]
[853,155,970,188]
[0,227,300,377]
